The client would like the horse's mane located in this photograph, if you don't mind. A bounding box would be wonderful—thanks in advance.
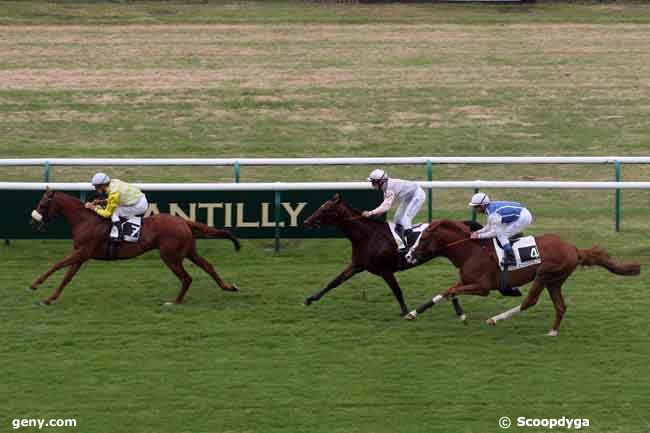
[427,219,474,235]
[338,199,386,226]
[53,190,84,206]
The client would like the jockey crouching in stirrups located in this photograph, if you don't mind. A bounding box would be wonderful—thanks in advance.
[362,169,426,250]
[468,192,533,267]
[84,173,148,243]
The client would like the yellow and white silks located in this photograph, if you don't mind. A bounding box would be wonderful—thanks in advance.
[95,179,148,223]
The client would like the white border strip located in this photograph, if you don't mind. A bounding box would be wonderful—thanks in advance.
[2,156,650,166]
[3,181,650,191]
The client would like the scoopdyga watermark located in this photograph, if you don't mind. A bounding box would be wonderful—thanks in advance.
[499,416,590,429]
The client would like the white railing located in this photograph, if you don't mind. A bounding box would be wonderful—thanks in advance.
[3,181,650,191]
[2,156,650,166]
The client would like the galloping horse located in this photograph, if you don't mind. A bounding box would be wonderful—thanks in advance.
[404,219,641,335]
[303,194,470,318]
[29,189,240,305]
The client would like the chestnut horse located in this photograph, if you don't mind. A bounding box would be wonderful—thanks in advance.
[29,189,240,305]
[404,219,641,335]
[303,194,469,318]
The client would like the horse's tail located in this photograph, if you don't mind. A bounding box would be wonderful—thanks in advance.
[577,246,640,276]
[186,221,241,252]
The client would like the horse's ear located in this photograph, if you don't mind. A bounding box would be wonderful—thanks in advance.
[332,193,341,203]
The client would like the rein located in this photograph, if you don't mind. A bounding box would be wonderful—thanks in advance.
[443,236,473,250]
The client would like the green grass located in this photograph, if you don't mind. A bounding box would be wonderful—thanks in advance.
[1,3,650,433]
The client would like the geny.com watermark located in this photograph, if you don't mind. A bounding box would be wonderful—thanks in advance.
[12,419,76,430]
[499,416,590,429]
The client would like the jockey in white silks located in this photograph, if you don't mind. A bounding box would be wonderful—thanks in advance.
[362,169,426,247]
[468,192,533,266]
[84,173,149,242]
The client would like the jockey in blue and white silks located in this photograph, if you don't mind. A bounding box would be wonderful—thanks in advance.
[362,169,426,246]
[468,192,533,266]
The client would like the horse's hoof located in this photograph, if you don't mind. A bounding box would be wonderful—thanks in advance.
[459,314,468,325]
[38,300,52,306]
[223,283,239,292]
[304,298,313,306]
[404,311,417,320]
[546,329,559,337]
[27,286,37,292]
[486,318,496,326]
[163,301,179,307]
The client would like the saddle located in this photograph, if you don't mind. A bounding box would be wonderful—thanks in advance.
[389,222,427,251]
[107,216,143,259]
[492,235,541,297]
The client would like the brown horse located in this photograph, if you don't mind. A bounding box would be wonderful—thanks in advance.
[404,219,641,335]
[303,194,469,318]
[29,189,240,305]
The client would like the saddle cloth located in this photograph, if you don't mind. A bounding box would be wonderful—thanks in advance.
[389,222,428,250]
[121,216,143,243]
[493,236,541,271]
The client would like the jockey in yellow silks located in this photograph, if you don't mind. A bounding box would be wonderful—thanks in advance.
[84,173,148,241]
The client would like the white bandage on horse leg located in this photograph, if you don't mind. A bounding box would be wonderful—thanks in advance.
[490,305,522,323]
[31,210,43,222]
[432,294,446,304]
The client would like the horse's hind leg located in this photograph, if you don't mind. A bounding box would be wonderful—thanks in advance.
[546,283,568,337]
[160,253,192,304]
[487,277,545,326]
[187,249,238,292]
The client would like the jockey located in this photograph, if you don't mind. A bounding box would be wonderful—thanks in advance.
[362,169,426,247]
[84,173,148,242]
[468,192,533,266]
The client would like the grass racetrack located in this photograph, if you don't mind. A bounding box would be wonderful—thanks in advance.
[1,2,650,433]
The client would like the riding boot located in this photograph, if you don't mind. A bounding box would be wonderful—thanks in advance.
[501,243,516,267]
[403,228,414,248]
[394,224,406,249]
[108,221,121,259]
[109,221,122,242]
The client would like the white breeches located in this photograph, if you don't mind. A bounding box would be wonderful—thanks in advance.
[394,189,426,229]
[496,208,532,245]
[111,195,148,223]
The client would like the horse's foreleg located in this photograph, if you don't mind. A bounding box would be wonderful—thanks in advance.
[41,262,83,305]
[487,277,545,326]
[405,283,485,320]
[380,273,409,317]
[30,249,86,290]
[304,263,361,306]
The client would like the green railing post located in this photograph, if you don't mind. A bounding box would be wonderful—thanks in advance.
[234,161,240,183]
[274,190,281,253]
[615,160,621,232]
[4,239,9,246]
[426,160,433,222]
[80,191,87,203]
[43,161,51,182]
[471,188,479,223]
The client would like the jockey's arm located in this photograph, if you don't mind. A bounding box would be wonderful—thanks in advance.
[95,191,120,218]
[366,190,395,217]
[474,213,501,239]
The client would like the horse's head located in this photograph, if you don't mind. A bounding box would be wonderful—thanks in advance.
[31,189,61,231]
[304,193,348,228]
[405,220,471,264]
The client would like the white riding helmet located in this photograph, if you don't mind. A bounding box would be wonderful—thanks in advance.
[91,172,111,186]
[367,169,388,182]
[468,192,490,207]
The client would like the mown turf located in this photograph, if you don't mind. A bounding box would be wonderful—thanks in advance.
[1,2,650,433]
